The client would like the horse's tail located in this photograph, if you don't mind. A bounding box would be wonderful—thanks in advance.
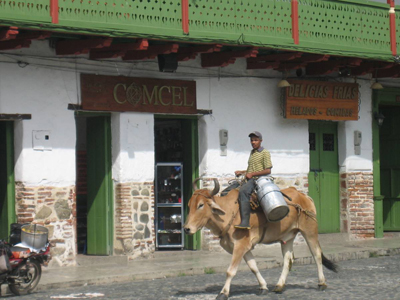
[322,253,338,273]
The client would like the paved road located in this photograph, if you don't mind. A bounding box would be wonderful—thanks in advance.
[2,254,400,299]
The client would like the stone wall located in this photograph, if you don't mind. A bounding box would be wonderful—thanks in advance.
[15,182,76,267]
[340,172,374,238]
[114,182,155,259]
[201,175,309,251]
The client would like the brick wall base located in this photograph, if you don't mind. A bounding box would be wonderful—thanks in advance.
[15,182,76,267]
[114,182,155,259]
[340,172,374,239]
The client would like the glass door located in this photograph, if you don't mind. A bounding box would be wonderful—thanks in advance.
[155,163,184,248]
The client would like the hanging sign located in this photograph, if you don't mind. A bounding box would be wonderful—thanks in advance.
[80,74,197,114]
[284,80,359,121]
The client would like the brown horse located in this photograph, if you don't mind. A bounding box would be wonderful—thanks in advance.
[183,178,338,300]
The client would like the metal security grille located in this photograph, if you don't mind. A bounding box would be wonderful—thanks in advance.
[309,132,316,151]
[323,133,334,152]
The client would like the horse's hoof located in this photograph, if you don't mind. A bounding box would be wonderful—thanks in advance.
[318,284,327,291]
[273,285,285,293]
[216,293,228,300]
[258,289,269,296]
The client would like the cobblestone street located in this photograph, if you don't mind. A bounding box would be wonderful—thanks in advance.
[2,254,400,300]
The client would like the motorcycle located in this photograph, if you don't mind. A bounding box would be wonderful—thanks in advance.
[0,224,51,296]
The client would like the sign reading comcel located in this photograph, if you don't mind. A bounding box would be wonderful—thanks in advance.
[81,74,197,114]
[284,80,358,121]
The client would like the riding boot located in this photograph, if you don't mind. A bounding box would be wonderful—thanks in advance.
[234,200,251,229]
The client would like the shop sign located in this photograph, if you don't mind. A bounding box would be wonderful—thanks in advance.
[284,80,358,121]
[81,74,197,114]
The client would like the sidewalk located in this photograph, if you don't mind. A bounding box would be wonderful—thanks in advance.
[38,233,400,291]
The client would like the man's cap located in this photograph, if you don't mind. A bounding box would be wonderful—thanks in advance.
[248,131,262,140]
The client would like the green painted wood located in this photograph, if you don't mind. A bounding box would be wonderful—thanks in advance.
[308,121,340,234]
[0,0,50,23]
[86,116,113,255]
[380,106,400,231]
[181,119,200,250]
[0,122,16,241]
[0,0,396,61]
[372,92,384,238]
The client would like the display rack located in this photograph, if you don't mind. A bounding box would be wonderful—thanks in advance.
[155,163,184,248]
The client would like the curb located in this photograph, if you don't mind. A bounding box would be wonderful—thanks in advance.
[36,246,400,292]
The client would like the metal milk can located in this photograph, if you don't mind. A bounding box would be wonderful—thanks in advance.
[255,176,289,222]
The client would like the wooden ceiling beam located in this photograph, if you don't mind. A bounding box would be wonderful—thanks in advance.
[201,48,258,68]
[306,58,363,75]
[178,44,222,54]
[122,44,179,61]
[288,54,330,64]
[89,39,149,60]
[351,62,394,76]
[56,38,113,55]
[15,31,52,41]
[0,39,31,51]
[0,27,18,41]
[376,65,400,78]
[247,61,280,70]
[247,52,302,63]
[176,44,222,62]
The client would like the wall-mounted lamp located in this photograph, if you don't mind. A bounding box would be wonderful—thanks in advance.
[371,81,384,90]
[277,70,291,88]
[374,112,385,126]
[277,79,291,88]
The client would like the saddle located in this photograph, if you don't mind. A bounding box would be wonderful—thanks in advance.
[219,180,261,211]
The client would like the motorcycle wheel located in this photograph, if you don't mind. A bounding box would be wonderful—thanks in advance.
[9,259,42,295]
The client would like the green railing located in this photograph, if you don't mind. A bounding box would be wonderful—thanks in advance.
[0,0,398,61]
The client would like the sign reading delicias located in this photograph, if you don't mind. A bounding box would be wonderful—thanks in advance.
[284,80,358,121]
[81,74,197,114]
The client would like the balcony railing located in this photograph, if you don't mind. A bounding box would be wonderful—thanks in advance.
[0,0,398,61]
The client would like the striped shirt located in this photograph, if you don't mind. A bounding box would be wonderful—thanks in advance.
[246,147,272,175]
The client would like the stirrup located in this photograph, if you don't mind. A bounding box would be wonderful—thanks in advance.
[234,224,250,230]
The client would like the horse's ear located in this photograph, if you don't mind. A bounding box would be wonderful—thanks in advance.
[206,199,226,215]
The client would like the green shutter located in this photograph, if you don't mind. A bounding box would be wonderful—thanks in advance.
[380,107,400,231]
[308,121,340,233]
[0,121,16,240]
[182,118,200,250]
[86,116,113,255]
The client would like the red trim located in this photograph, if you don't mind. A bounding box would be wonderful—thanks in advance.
[182,0,189,35]
[388,0,397,56]
[50,0,59,24]
[291,0,299,45]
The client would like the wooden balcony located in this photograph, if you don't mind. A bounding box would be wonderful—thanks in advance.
[0,0,399,76]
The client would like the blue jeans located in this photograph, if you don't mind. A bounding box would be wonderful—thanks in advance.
[239,178,256,206]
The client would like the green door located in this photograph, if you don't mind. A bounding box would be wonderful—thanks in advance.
[86,116,113,255]
[380,106,400,231]
[0,121,16,240]
[182,119,200,250]
[308,121,340,233]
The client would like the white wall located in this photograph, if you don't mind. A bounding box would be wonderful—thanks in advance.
[196,77,310,178]
[338,81,374,173]
[0,62,77,186]
[112,112,155,183]
[0,40,386,187]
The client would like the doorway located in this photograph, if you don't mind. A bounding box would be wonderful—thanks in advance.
[154,117,200,250]
[0,121,16,240]
[380,106,400,231]
[75,114,113,255]
[308,121,340,233]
